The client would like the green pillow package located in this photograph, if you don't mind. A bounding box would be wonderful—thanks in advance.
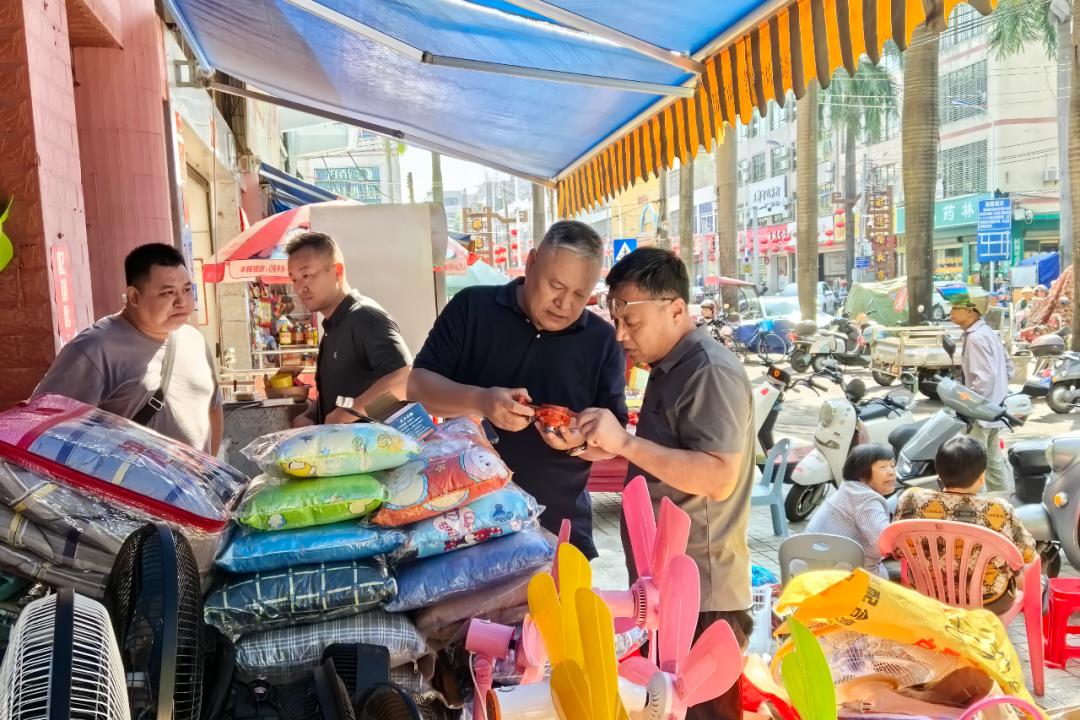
[239,474,389,531]
[242,423,421,478]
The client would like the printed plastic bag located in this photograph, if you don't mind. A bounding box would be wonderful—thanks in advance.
[238,474,389,531]
[204,558,398,641]
[414,573,537,638]
[386,529,556,613]
[368,418,512,528]
[242,424,420,478]
[234,608,428,685]
[389,484,539,564]
[0,395,253,573]
[216,523,406,574]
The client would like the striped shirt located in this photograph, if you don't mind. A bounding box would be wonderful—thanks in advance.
[805,481,892,578]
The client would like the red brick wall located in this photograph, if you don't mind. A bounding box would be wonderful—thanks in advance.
[0,0,95,406]
[73,0,172,318]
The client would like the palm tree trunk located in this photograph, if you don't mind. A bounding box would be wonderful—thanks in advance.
[1058,13,1073,269]
[902,23,940,327]
[531,182,546,248]
[431,153,444,205]
[1071,39,1080,351]
[679,159,695,282]
[383,139,395,203]
[797,81,820,322]
[716,128,740,311]
[844,122,857,286]
[658,167,670,250]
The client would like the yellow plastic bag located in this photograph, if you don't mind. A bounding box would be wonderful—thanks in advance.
[771,569,1040,713]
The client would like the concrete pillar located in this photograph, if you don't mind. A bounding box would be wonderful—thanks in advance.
[72,0,172,319]
[0,0,96,405]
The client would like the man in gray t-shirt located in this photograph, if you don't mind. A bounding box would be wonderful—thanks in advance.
[578,248,753,720]
[32,244,222,454]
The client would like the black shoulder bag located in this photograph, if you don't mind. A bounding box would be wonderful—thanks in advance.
[132,334,177,426]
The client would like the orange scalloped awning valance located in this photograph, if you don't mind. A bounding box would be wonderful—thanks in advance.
[557,0,995,220]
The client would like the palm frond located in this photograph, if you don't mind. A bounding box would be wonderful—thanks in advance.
[820,59,900,143]
[988,0,1057,61]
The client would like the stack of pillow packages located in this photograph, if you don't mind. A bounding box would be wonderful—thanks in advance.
[212,416,556,704]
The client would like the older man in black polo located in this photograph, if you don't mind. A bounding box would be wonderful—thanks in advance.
[577,247,754,720]
[408,221,627,558]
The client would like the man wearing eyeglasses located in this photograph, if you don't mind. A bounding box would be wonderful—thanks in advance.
[408,221,628,559]
[577,247,754,720]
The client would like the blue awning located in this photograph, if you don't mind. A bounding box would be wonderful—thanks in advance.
[164,0,770,183]
[259,162,343,213]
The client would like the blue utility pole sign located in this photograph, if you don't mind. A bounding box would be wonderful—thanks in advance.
[613,238,637,262]
[855,257,870,270]
[976,199,1012,263]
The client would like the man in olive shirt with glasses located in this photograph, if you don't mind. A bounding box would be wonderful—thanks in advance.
[577,247,755,720]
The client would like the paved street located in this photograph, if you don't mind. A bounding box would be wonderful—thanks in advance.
[589,363,1080,710]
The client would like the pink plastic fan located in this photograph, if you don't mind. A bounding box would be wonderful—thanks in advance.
[617,555,743,720]
[597,476,691,659]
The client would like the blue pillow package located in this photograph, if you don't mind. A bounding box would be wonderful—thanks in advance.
[216,523,406,574]
[388,484,540,565]
[386,529,555,613]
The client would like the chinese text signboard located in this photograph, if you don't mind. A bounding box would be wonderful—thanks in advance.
[976,198,1012,263]
[314,167,381,205]
[865,187,896,280]
[51,246,77,344]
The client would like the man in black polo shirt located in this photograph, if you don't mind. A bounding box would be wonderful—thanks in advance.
[408,221,627,558]
[577,248,754,720]
[287,232,413,427]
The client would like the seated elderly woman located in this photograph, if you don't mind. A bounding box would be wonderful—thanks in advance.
[805,443,895,578]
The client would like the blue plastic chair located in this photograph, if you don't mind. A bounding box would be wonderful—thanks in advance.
[751,439,791,538]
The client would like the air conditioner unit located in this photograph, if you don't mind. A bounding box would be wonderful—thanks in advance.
[1045,167,1060,183]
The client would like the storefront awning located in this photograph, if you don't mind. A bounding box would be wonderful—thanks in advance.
[260,162,344,213]
[165,0,994,218]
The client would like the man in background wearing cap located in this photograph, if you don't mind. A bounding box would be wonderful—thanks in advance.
[950,288,1014,492]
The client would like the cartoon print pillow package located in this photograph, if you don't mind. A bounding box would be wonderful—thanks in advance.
[241,423,420,478]
[388,483,539,564]
[367,417,512,527]
[238,474,389,531]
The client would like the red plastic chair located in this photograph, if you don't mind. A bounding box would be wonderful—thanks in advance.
[1044,578,1080,669]
[879,520,1044,696]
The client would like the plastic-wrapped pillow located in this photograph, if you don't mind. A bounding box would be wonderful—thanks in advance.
[389,484,539,564]
[234,608,427,685]
[386,529,555,613]
[242,424,421,478]
[216,523,406,574]
[204,558,397,641]
[368,418,512,528]
[239,474,388,531]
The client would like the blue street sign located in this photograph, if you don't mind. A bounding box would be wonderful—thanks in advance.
[976,199,1012,263]
[613,238,637,262]
[855,256,870,270]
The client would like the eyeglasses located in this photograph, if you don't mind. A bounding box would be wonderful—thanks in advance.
[608,297,678,319]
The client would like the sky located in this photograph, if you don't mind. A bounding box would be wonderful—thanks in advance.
[399,146,496,201]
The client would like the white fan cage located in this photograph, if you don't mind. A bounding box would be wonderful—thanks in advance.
[0,592,130,720]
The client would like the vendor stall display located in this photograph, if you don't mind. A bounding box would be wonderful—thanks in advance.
[248,279,319,371]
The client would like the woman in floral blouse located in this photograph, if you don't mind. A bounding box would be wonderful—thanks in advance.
[893,435,1035,614]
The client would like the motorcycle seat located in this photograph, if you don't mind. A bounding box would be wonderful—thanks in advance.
[888,420,927,454]
[1008,439,1052,475]
[855,403,893,422]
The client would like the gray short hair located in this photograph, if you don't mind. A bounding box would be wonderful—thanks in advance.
[539,220,603,262]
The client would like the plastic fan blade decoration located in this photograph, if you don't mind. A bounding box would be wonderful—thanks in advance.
[557,544,591,667]
[780,619,838,720]
[652,499,691,586]
[577,589,619,720]
[623,477,657,580]
[0,197,13,273]
[675,620,743,707]
[659,555,698,675]
[551,661,592,720]
[528,573,566,667]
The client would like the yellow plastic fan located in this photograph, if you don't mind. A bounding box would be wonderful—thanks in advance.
[527,543,592,668]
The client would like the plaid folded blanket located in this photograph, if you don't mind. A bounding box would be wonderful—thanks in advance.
[0,541,107,598]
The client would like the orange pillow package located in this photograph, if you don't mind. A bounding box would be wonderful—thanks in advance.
[368,417,512,527]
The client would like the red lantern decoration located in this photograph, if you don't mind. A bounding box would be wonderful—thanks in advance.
[835,220,845,229]
[824,229,834,237]
[834,207,844,215]
[825,238,835,247]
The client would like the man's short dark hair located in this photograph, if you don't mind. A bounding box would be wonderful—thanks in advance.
[125,243,185,289]
[841,443,895,483]
[605,247,690,305]
[936,436,988,489]
[539,221,603,262]
[285,231,339,264]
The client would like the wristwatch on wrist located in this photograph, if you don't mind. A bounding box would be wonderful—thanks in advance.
[567,443,588,457]
[336,396,355,410]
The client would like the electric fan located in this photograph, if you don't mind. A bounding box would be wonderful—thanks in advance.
[105,522,204,720]
[0,587,130,720]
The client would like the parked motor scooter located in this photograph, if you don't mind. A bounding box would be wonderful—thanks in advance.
[785,366,917,521]
[788,320,822,373]
[892,335,1046,494]
[753,360,813,479]
[1007,438,1070,577]
[808,314,871,373]
[1042,336,1080,415]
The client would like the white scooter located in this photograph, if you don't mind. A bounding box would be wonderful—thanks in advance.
[753,361,814,480]
[786,366,917,521]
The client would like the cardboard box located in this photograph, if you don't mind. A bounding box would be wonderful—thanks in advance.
[364,393,436,440]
